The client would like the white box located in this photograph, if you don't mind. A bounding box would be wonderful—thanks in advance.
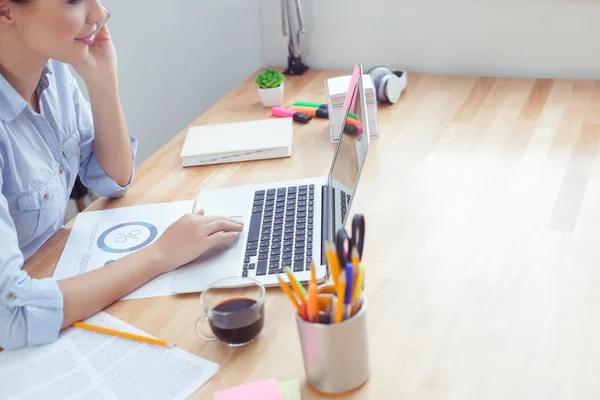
[325,74,379,142]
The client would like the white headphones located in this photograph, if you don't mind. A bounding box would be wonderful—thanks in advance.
[366,66,407,104]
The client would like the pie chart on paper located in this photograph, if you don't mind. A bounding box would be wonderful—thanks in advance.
[97,221,158,254]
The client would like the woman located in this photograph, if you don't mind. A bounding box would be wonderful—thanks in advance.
[0,0,243,350]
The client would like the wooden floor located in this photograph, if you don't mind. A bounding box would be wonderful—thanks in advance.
[25,71,600,399]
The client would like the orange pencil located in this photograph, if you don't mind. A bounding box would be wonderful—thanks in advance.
[325,242,341,286]
[73,322,174,347]
[277,274,301,314]
[334,272,346,323]
[308,264,319,322]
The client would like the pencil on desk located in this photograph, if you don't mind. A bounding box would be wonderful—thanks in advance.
[73,322,174,348]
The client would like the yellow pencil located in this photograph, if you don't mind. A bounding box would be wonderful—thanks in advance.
[73,322,174,347]
[284,266,306,303]
[351,264,364,315]
[277,274,301,314]
[334,272,346,323]
[351,247,360,273]
[325,242,341,286]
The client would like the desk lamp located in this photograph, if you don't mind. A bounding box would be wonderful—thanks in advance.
[281,0,309,75]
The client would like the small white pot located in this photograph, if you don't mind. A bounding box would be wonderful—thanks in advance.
[257,82,284,107]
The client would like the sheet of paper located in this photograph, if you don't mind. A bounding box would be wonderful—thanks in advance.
[213,379,282,400]
[54,201,192,300]
[277,379,301,400]
[0,312,219,400]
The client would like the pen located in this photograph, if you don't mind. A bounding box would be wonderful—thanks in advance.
[277,274,301,314]
[334,272,346,323]
[292,102,359,120]
[73,322,174,348]
[284,266,307,303]
[271,106,312,123]
[344,262,353,319]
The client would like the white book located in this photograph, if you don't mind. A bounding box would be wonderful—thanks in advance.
[180,118,293,167]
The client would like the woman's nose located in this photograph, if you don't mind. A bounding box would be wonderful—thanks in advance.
[87,2,109,27]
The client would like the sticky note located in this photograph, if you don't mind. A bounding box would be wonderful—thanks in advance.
[277,379,301,400]
[214,379,282,400]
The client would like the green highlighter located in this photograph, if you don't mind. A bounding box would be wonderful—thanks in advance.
[292,102,358,121]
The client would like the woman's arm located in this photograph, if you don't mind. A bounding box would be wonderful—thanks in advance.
[58,209,243,329]
[58,243,161,329]
[86,81,132,187]
[72,24,132,187]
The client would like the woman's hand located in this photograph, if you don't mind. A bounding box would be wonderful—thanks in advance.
[71,24,117,87]
[151,209,245,273]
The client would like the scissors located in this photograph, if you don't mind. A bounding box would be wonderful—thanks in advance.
[335,214,365,266]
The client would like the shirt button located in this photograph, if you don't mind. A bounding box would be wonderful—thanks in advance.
[59,165,64,174]
[43,193,50,203]
[6,292,16,302]
[77,140,81,146]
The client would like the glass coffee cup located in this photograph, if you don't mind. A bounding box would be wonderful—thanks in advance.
[196,277,265,347]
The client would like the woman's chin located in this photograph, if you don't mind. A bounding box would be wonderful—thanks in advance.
[52,46,90,65]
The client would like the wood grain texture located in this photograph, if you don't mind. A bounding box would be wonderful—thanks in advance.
[22,70,600,399]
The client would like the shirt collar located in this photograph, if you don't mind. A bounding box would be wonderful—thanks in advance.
[0,62,54,122]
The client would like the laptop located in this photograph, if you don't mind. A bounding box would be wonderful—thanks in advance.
[172,64,370,293]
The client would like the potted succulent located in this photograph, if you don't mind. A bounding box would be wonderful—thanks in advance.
[255,68,285,107]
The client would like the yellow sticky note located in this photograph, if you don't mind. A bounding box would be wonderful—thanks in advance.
[277,379,301,400]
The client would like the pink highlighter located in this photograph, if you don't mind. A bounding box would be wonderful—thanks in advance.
[271,107,312,123]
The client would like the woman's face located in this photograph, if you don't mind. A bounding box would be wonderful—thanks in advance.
[2,0,107,64]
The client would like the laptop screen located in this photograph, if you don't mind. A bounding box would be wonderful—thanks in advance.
[326,66,370,241]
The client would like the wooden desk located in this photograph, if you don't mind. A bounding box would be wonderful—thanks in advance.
[25,70,600,399]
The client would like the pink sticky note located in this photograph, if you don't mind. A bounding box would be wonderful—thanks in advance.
[214,379,282,400]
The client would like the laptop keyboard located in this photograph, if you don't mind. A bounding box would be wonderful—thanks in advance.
[242,184,316,277]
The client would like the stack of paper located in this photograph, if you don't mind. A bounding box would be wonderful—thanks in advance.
[325,74,379,142]
[180,118,294,167]
[0,312,219,400]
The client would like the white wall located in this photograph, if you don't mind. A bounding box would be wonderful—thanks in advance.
[261,0,600,80]
[76,0,264,164]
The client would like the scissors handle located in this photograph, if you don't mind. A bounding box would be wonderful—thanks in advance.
[351,214,365,259]
[336,228,353,266]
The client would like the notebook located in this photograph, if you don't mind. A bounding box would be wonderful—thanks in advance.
[180,118,293,167]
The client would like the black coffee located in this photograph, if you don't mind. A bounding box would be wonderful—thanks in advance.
[209,297,264,345]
